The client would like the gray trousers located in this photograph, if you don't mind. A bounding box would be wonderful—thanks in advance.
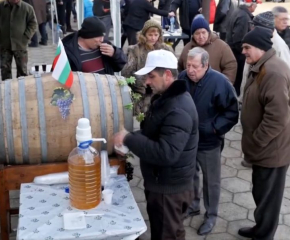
[188,146,221,223]
[99,15,112,40]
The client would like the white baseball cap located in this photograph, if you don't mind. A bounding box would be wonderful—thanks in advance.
[135,49,178,76]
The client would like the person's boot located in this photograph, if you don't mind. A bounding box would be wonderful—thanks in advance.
[39,41,47,46]
[28,43,38,47]
[241,160,252,168]
[184,209,200,219]
[197,219,215,235]
[238,227,255,238]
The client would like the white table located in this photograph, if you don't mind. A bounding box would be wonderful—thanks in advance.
[17,176,147,240]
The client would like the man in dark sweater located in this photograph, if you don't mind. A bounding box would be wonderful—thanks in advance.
[114,49,199,240]
[179,47,239,235]
[62,17,127,74]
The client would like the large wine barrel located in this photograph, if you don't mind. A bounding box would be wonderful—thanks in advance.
[0,72,133,165]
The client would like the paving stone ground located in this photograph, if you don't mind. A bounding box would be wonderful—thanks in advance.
[130,120,290,240]
[1,1,290,240]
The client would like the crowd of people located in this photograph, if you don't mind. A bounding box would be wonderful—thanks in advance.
[1,0,290,240]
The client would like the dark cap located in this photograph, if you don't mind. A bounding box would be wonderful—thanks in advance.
[78,16,106,39]
[242,26,273,51]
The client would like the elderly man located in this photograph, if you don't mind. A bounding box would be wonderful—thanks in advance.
[114,49,199,240]
[226,0,261,96]
[179,47,239,235]
[62,16,127,74]
[239,11,290,168]
[273,6,290,49]
[178,15,237,84]
[238,26,290,239]
[0,0,37,80]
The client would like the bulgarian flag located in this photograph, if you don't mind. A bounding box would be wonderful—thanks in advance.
[52,38,73,88]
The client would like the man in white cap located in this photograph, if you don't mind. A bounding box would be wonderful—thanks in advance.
[114,49,199,240]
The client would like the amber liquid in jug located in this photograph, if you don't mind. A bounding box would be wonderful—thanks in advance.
[68,153,101,210]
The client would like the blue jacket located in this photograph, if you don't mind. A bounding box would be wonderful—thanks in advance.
[179,67,239,150]
[84,0,94,19]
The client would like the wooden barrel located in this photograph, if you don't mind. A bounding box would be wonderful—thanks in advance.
[0,72,133,165]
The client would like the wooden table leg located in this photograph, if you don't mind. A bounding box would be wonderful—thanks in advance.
[0,165,10,240]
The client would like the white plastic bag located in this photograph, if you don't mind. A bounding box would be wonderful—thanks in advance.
[34,172,69,185]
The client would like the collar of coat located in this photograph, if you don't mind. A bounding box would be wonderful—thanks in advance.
[4,0,22,6]
[250,48,276,73]
[151,80,187,104]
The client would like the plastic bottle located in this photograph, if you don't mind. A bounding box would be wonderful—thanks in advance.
[101,151,110,187]
[68,118,106,210]
[170,17,175,33]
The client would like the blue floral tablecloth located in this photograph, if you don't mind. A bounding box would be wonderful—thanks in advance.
[17,175,147,240]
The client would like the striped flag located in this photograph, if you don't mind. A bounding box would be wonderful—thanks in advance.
[52,38,73,88]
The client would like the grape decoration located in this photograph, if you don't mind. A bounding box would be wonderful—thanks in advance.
[50,87,74,119]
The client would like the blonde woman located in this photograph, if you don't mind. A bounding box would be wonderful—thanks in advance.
[122,19,174,115]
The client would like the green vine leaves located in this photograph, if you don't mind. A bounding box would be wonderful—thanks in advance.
[118,76,145,123]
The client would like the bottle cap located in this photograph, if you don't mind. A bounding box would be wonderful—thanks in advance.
[76,118,92,144]
[65,187,69,193]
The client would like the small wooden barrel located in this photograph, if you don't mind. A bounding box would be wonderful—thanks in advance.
[0,72,133,165]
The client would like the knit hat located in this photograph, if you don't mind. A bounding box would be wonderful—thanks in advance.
[242,26,273,51]
[78,16,106,39]
[191,15,210,35]
[141,19,162,36]
[253,11,275,30]
[245,0,263,4]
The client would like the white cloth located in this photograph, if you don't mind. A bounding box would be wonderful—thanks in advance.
[17,176,147,240]
[239,29,290,102]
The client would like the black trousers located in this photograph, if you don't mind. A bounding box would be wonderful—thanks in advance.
[233,51,245,96]
[145,189,193,240]
[251,164,289,240]
[31,22,48,45]
[122,25,137,46]
[57,0,72,30]
[182,29,191,46]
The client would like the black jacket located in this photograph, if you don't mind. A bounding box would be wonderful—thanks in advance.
[93,0,110,17]
[124,80,199,194]
[278,26,290,50]
[62,32,127,74]
[123,0,168,31]
[226,5,253,54]
[179,68,239,150]
[170,0,201,32]
[213,0,237,34]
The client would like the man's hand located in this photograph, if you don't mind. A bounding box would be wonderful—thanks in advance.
[100,43,115,57]
[169,11,175,17]
[114,129,129,148]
